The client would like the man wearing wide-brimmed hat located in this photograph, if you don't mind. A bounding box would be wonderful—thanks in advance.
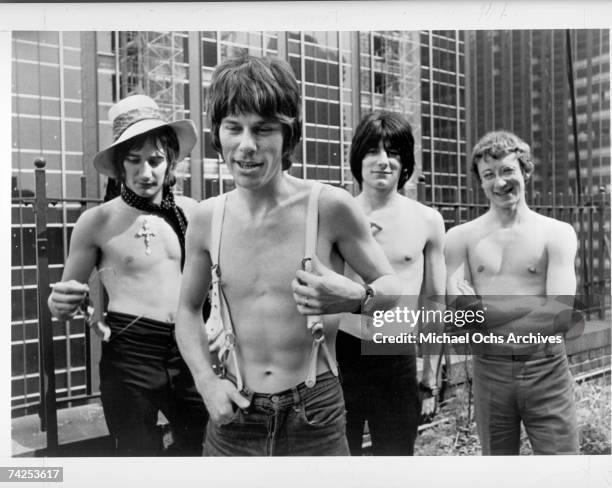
[48,94,208,456]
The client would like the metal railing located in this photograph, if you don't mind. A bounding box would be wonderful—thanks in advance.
[12,159,104,454]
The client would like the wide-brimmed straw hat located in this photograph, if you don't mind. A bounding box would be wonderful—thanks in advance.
[93,94,197,179]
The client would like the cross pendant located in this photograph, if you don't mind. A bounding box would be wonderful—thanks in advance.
[135,217,156,255]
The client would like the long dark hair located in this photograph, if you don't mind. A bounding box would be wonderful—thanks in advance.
[350,111,415,190]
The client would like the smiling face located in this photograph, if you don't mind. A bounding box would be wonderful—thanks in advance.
[360,140,402,192]
[477,152,527,208]
[122,137,168,204]
[218,112,285,191]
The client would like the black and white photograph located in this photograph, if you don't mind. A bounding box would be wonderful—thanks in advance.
[2,1,611,487]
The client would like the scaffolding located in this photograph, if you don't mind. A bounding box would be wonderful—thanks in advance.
[117,31,188,121]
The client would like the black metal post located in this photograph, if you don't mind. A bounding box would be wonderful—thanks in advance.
[34,158,58,455]
[566,30,582,201]
[81,175,93,397]
[417,175,426,204]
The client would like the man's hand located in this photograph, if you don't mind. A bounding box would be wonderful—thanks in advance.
[418,381,439,424]
[48,280,89,321]
[421,395,437,419]
[292,256,364,315]
[419,363,439,423]
[198,376,251,425]
[456,279,476,296]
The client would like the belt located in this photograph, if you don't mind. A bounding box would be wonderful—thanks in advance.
[480,345,565,362]
[222,370,338,409]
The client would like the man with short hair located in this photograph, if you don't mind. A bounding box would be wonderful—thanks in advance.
[175,55,401,456]
[337,111,446,455]
[48,94,208,456]
[445,130,579,455]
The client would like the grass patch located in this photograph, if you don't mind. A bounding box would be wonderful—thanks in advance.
[415,374,610,455]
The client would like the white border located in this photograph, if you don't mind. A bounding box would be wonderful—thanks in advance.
[1,2,611,487]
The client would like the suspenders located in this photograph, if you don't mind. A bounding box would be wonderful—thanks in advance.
[303,183,339,387]
[206,183,339,390]
[208,193,244,391]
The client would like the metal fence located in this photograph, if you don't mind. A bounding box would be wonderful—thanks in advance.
[13,160,612,454]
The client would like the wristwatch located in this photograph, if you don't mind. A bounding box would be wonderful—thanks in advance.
[362,283,375,312]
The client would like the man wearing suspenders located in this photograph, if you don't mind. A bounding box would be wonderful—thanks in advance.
[176,55,401,456]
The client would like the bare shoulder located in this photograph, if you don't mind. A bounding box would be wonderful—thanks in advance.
[175,195,199,219]
[408,198,444,227]
[190,196,216,227]
[445,215,484,247]
[186,194,226,251]
[534,213,577,243]
[318,184,368,239]
[75,199,115,229]
[318,183,355,211]
[318,184,363,224]
[69,199,120,247]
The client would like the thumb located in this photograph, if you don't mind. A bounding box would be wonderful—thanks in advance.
[229,388,251,409]
[309,255,330,276]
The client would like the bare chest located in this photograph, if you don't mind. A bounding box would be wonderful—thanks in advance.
[218,208,335,299]
[468,228,547,292]
[368,207,426,271]
[100,213,182,273]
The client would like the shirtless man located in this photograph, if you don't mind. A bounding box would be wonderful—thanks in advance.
[336,111,446,455]
[175,55,401,456]
[48,95,208,456]
[445,131,579,455]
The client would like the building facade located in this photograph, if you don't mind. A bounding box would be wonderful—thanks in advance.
[466,29,610,201]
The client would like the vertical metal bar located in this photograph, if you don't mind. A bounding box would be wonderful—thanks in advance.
[596,192,605,319]
[546,192,555,217]
[566,30,582,201]
[455,31,462,204]
[338,31,345,188]
[428,31,435,193]
[454,199,461,227]
[466,187,473,222]
[587,191,595,316]
[80,175,92,398]
[188,32,203,200]
[80,32,101,201]
[577,201,590,319]
[34,159,58,455]
[369,31,375,110]
[417,175,426,204]
[351,31,361,129]
[556,192,564,221]
[464,31,474,199]
[113,31,121,101]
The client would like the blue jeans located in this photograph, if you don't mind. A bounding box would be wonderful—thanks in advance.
[473,344,579,455]
[204,371,349,456]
